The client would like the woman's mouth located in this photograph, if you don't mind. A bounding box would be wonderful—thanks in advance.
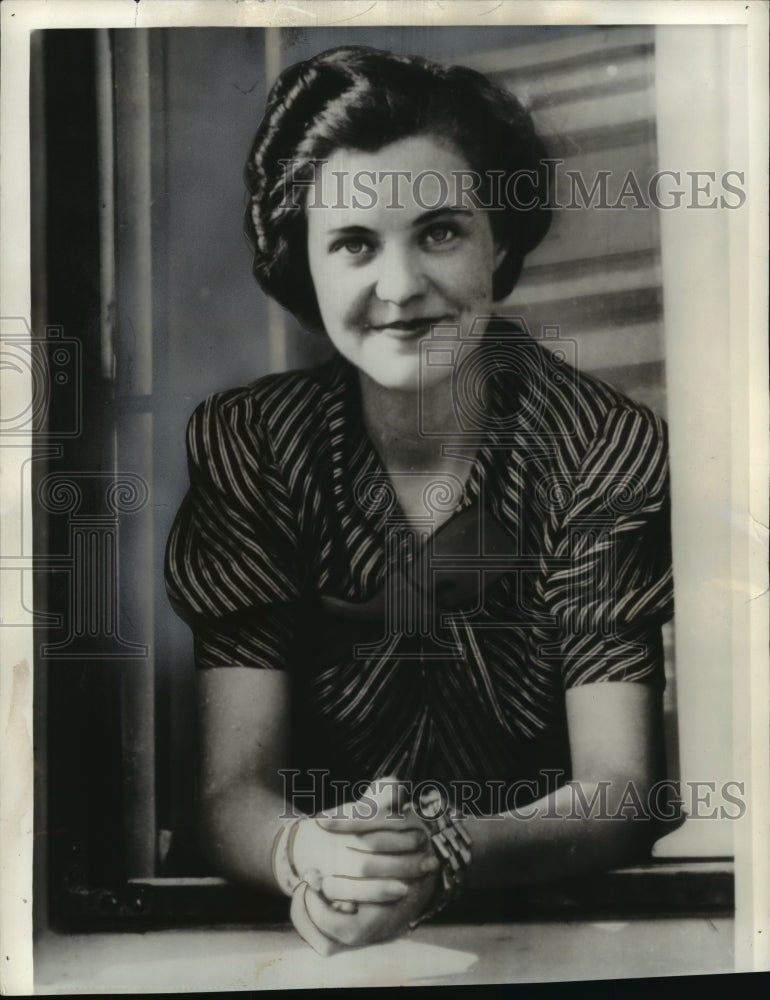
[371,316,452,340]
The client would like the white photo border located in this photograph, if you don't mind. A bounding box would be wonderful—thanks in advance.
[1,0,767,993]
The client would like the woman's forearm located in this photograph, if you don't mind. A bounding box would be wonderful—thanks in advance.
[197,781,293,895]
[195,670,296,895]
[465,780,657,889]
[199,779,655,894]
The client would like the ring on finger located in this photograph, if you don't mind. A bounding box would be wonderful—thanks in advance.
[330,899,359,914]
[322,873,359,914]
[303,869,359,914]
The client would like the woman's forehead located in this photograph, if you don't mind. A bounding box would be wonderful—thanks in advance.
[306,135,482,227]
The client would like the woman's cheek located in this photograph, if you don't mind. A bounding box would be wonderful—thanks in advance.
[445,251,495,306]
[339,285,375,334]
[316,264,363,332]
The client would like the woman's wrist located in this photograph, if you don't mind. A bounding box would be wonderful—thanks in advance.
[272,816,359,916]
[408,788,473,929]
[270,817,303,896]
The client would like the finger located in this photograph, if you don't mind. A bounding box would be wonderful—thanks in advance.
[303,886,358,947]
[313,798,367,822]
[305,892,402,949]
[320,874,410,905]
[348,849,441,881]
[290,885,343,955]
[367,775,409,815]
[329,899,358,914]
[315,812,417,833]
[353,828,429,853]
[317,776,409,826]
[301,871,360,913]
[305,825,427,852]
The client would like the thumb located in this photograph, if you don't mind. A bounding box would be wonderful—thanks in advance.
[365,774,409,816]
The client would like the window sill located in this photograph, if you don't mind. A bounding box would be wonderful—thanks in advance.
[35,910,736,991]
[52,858,733,931]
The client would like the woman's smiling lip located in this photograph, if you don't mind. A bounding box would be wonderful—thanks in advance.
[369,316,453,340]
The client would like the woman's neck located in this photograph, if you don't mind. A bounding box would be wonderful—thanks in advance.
[358,371,474,472]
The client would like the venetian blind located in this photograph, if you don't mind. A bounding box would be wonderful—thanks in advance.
[464,26,666,418]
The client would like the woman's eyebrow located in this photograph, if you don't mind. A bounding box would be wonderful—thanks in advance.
[326,224,376,237]
[413,208,474,227]
[325,208,473,239]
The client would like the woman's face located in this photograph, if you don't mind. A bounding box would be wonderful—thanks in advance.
[306,134,505,392]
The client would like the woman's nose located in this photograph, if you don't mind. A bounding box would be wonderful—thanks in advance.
[374,246,426,305]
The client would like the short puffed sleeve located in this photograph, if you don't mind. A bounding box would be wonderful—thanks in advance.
[164,391,301,669]
[542,405,674,689]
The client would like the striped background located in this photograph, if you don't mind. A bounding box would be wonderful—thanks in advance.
[463,27,665,419]
[460,26,676,777]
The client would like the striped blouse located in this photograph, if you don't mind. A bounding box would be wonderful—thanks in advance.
[165,322,673,810]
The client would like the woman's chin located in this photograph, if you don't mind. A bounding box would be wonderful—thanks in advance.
[346,337,455,392]
[358,360,451,394]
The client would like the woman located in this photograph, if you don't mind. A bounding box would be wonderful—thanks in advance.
[165,45,676,952]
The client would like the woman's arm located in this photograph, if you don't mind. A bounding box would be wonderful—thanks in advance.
[465,681,668,887]
[195,666,438,903]
[196,667,293,894]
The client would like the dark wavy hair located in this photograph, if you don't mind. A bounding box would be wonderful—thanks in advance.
[244,45,551,334]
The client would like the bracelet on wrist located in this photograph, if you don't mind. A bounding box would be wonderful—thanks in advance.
[271,817,358,915]
[409,787,473,930]
[270,818,303,896]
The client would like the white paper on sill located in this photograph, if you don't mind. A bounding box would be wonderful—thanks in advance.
[37,931,480,993]
[253,937,479,989]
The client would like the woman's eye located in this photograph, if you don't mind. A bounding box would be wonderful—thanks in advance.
[423,225,457,246]
[331,237,373,256]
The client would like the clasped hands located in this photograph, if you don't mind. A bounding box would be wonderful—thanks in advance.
[288,776,441,952]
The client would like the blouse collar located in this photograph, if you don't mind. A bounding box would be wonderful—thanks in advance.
[319,317,547,537]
